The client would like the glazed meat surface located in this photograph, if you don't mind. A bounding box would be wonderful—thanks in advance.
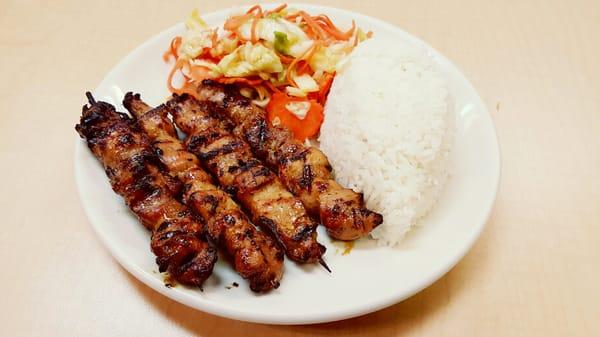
[168,94,326,264]
[75,93,217,287]
[123,93,284,292]
[195,80,383,240]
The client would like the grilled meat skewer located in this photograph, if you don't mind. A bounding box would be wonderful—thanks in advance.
[167,94,326,264]
[195,80,383,240]
[123,93,284,292]
[76,93,217,287]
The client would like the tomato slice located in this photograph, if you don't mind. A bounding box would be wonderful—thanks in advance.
[266,92,324,141]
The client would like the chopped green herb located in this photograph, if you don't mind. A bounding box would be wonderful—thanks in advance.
[274,31,291,54]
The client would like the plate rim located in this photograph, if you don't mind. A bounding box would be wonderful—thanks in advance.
[74,2,501,325]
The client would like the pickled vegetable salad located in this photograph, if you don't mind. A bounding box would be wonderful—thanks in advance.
[163,4,371,140]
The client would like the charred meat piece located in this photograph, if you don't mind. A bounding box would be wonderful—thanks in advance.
[75,93,217,287]
[167,94,326,264]
[123,93,284,292]
[195,80,383,240]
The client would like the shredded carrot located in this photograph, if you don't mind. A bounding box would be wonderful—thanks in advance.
[188,64,212,82]
[316,72,335,104]
[275,51,295,64]
[210,28,218,48]
[215,77,263,86]
[285,12,301,20]
[314,15,346,40]
[286,41,321,86]
[171,36,182,56]
[301,26,318,41]
[224,13,254,31]
[250,16,260,43]
[167,58,187,92]
[197,48,222,63]
[345,20,356,39]
[320,24,348,40]
[353,29,360,47]
[166,58,205,100]
[237,5,264,43]
[163,36,182,62]
[366,30,373,38]
[265,4,287,16]
[162,51,172,62]
[296,61,312,75]
[264,81,282,93]
[317,15,354,39]
[167,57,215,97]
[246,4,263,15]
[315,15,337,29]
[299,11,326,40]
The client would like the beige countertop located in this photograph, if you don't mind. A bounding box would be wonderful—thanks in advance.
[1,0,598,336]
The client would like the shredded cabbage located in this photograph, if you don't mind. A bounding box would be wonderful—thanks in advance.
[217,42,283,77]
[308,42,351,73]
[177,10,214,59]
[286,86,306,97]
[293,74,319,92]
[286,74,319,97]
[356,28,369,42]
[178,29,212,59]
[238,18,310,57]
[186,9,208,30]
[209,36,239,58]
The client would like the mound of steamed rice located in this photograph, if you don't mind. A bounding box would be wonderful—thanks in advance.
[319,37,453,246]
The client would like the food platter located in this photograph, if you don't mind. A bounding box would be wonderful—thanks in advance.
[74,3,500,324]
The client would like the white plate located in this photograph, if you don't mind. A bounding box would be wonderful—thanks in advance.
[74,3,500,325]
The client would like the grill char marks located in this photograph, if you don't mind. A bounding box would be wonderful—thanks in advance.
[75,93,216,287]
[168,94,325,264]
[123,92,283,292]
[196,80,383,240]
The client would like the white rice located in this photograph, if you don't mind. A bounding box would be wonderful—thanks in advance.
[319,37,453,246]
